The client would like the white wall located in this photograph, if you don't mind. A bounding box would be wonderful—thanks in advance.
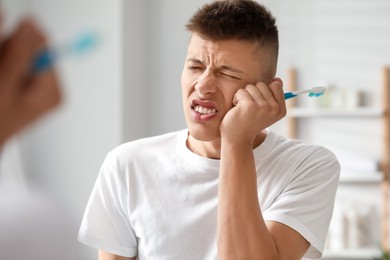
[141,0,209,136]
[122,0,148,142]
[122,0,207,140]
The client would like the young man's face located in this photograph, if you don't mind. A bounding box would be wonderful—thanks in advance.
[181,33,273,143]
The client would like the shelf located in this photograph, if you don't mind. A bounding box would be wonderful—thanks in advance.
[322,248,381,259]
[286,66,390,252]
[288,107,384,118]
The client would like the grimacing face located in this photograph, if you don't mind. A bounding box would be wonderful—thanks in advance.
[181,33,274,144]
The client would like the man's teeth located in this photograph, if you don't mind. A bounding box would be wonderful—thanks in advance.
[194,105,217,115]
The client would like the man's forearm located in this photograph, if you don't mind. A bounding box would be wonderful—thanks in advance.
[217,140,279,260]
[98,250,135,260]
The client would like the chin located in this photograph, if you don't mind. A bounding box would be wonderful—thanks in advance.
[188,124,220,142]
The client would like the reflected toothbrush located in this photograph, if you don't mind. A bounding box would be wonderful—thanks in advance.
[284,86,327,100]
[32,31,100,73]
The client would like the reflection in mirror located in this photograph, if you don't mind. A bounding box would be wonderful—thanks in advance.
[0,0,121,259]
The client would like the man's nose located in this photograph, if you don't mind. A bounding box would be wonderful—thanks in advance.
[194,70,217,96]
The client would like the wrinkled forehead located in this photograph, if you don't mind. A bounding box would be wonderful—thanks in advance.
[187,33,265,62]
[187,33,276,79]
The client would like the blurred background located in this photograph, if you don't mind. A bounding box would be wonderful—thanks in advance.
[0,0,389,259]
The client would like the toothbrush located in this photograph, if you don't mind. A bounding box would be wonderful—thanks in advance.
[284,86,327,100]
[32,31,100,73]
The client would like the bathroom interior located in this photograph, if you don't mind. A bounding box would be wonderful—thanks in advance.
[0,0,389,259]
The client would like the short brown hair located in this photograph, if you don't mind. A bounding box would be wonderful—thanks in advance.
[186,0,279,76]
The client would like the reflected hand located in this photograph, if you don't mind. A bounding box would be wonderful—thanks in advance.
[0,18,62,146]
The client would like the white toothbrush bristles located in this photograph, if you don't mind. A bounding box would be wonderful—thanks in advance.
[308,86,326,97]
[284,86,327,100]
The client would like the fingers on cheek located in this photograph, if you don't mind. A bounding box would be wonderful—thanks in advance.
[255,82,267,89]
[258,86,286,118]
[267,95,286,119]
[255,82,271,93]
[242,87,256,98]
[233,88,249,105]
[276,92,287,118]
[269,80,285,99]
[266,81,286,117]
[245,83,256,90]
[256,82,280,104]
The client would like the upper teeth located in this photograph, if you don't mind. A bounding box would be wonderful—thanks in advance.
[195,105,217,115]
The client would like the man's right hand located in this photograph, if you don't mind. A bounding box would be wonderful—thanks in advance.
[219,78,286,146]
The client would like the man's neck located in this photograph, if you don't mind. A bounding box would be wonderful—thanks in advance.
[186,134,221,159]
[186,131,267,160]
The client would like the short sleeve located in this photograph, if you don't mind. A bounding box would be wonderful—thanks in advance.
[263,147,340,259]
[78,152,138,258]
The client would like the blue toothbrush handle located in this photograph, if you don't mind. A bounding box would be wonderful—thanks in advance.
[32,50,56,73]
[284,92,297,100]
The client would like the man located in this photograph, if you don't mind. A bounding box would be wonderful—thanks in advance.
[78,1,340,259]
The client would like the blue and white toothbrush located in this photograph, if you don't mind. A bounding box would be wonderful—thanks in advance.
[32,31,100,73]
[284,86,327,100]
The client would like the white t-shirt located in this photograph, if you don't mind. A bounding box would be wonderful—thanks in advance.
[78,129,340,259]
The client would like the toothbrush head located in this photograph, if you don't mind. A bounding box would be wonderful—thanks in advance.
[64,31,100,55]
[32,31,100,73]
[308,86,327,97]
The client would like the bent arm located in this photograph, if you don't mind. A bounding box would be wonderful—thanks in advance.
[217,139,310,260]
[217,79,310,259]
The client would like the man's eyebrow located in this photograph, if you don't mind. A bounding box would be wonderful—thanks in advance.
[218,65,244,75]
[187,58,244,75]
[187,58,204,64]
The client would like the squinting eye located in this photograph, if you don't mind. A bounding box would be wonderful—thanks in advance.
[223,73,240,80]
[188,66,204,71]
